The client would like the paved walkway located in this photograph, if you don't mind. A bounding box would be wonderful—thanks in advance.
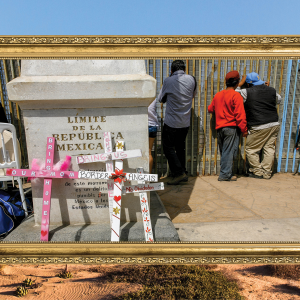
[157,173,300,241]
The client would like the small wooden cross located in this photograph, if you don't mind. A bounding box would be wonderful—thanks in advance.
[6,137,77,241]
[121,168,164,242]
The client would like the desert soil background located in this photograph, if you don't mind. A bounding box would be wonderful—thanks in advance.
[1,264,300,299]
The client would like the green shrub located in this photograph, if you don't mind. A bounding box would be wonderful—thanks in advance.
[107,265,243,300]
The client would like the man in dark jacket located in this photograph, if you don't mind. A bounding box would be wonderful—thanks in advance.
[236,72,281,179]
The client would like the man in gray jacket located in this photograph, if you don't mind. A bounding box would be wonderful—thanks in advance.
[157,60,196,185]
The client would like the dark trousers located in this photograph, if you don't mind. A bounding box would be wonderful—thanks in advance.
[162,124,189,177]
[217,126,240,180]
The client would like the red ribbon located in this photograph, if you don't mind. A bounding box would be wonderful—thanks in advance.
[109,169,126,184]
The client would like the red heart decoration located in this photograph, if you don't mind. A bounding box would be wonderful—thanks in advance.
[41,230,47,237]
[114,195,121,202]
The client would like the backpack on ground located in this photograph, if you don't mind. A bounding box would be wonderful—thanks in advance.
[0,190,32,239]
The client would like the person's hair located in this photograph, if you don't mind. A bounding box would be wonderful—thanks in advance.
[226,78,239,87]
[171,60,186,73]
[247,83,254,88]
[240,82,248,89]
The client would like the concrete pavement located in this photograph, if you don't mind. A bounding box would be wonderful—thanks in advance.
[157,173,300,241]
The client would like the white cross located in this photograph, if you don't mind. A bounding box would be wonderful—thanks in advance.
[75,132,158,241]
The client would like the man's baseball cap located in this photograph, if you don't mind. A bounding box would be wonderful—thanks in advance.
[225,70,240,82]
[246,72,265,86]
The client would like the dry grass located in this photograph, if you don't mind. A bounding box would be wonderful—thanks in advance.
[267,265,300,280]
[0,264,6,275]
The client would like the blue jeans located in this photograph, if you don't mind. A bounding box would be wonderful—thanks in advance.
[217,126,240,180]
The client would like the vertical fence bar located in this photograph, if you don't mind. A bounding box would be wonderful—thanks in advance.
[3,61,15,127]
[272,60,285,173]
[197,60,202,176]
[17,60,21,75]
[237,59,243,173]
[261,60,266,80]
[208,59,214,175]
[223,60,228,90]
[191,59,195,176]
[10,60,15,79]
[0,66,5,108]
[153,60,158,175]
[273,60,278,89]
[250,59,253,72]
[213,60,221,175]
[160,59,164,177]
[271,60,279,173]
[256,59,259,73]
[278,59,293,172]
[293,69,300,173]
[242,61,247,172]
[293,109,300,173]
[185,60,189,172]
[267,59,272,83]
[279,60,285,95]
[202,60,208,175]
[285,60,299,172]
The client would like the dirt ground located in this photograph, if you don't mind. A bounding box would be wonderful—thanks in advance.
[1,264,300,299]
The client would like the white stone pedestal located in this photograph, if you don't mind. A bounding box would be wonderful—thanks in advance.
[7,60,156,226]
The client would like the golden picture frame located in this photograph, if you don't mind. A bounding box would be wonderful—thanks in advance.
[0,35,300,265]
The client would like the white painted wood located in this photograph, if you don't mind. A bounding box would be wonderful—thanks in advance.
[111,140,124,242]
[136,167,154,242]
[76,149,142,164]
[103,132,114,227]
[78,170,158,182]
[122,182,164,194]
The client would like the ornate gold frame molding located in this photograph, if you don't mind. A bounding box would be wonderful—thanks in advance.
[0,35,299,264]
[0,35,300,59]
[1,242,300,264]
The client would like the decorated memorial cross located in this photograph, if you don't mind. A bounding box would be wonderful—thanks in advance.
[77,166,159,242]
[6,137,77,241]
[76,132,142,235]
[121,168,164,242]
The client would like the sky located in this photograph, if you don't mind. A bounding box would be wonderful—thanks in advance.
[0,0,299,35]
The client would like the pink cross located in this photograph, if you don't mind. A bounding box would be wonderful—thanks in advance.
[6,137,78,241]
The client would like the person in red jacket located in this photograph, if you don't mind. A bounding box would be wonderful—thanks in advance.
[208,70,248,181]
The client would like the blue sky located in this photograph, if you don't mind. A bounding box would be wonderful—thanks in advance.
[1,0,299,35]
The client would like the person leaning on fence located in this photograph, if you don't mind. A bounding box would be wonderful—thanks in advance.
[148,98,159,173]
[236,72,281,179]
[208,70,248,181]
[157,60,196,185]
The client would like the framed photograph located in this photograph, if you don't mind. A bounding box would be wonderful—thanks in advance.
[0,35,300,265]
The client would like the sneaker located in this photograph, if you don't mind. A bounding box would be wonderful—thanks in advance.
[218,175,237,182]
[167,173,188,185]
[182,176,189,182]
[248,172,263,179]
